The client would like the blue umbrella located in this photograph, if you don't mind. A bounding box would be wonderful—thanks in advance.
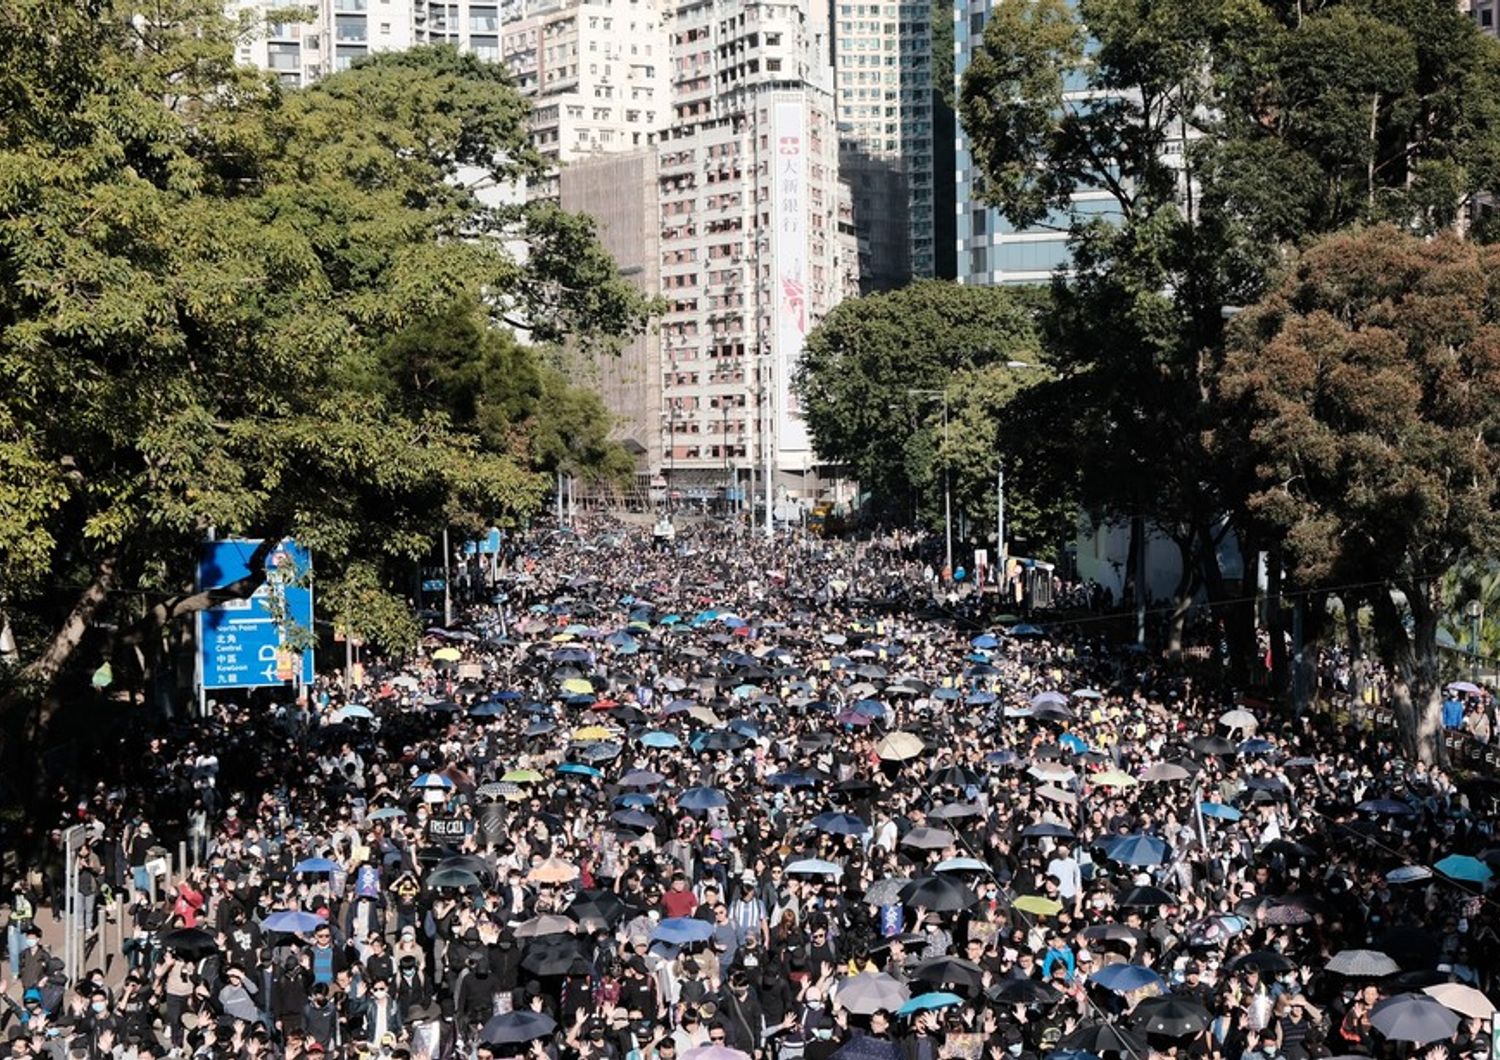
[1097,834,1169,867]
[262,910,327,934]
[1237,738,1276,755]
[971,634,1000,649]
[853,699,888,717]
[367,807,406,821]
[639,730,681,749]
[496,690,523,701]
[1357,798,1416,816]
[1434,854,1493,883]
[897,992,964,1017]
[469,701,505,717]
[1008,623,1047,637]
[558,763,603,778]
[933,688,962,701]
[293,857,339,875]
[1090,963,1164,994]
[411,773,454,790]
[767,771,818,788]
[651,917,715,945]
[1199,802,1242,821]
[1058,733,1088,754]
[728,718,759,738]
[610,809,658,831]
[604,632,638,648]
[339,704,374,719]
[810,811,869,836]
[678,787,729,811]
[966,690,997,706]
[614,793,656,809]
[659,614,682,626]
[985,749,1021,766]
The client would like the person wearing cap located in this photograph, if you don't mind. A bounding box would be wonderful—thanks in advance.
[1174,960,1212,1006]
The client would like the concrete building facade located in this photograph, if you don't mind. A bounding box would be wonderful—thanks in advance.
[831,0,935,288]
[653,0,857,503]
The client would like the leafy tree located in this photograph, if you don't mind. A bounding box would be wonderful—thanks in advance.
[958,0,1500,672]
[0,1,651,750]
[794,280,1055,543]
[1208,226,1500,764]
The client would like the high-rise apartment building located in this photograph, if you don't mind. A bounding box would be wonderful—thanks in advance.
[831,0,935,288]
[653,0,857,502]
[234,0,671,172]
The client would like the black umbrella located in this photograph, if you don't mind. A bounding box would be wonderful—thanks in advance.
[1132,996,1211,1038]
[898,876,978,912]
[987,978,1062,1006]
[521,937,583,976]
[1190,735,1235,756]
[158,927,218,960]
[481,1011,558,1045]
[930,765,980,788]
[1227,950,1296,975]
[1115,885,1176,907]
[910,956,986,992]
[1058,1023,1148,1057]
[567,890,629,930]
[1375,926,1441,970]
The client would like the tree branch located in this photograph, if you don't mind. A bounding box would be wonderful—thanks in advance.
[116,536,280,648]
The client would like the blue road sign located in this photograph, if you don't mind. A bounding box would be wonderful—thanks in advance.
[463,527,504,556]
[197,539,314,690]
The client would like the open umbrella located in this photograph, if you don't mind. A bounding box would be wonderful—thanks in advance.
[896,992,965,1016]
[811,811,869,836]
[1012,895,1064,917]
[1219,708,1258,731]
[1132,996,1210,1038]
[875,732,925,761]
[1140,762,1191,783]
[901,826,957,851]
[864,877,912,906]
[293,857,339,874]
[1433,854,1493,883]
[1325,950,1401,978]
[482,1011,558,1045]
[426,867,481,889]
[158,927,218,959]
[653,917,716,945]
[514,914,577,939]
[679,787,729,811]
[567,891,628,930]
[833,972,912,1015]
[911,957,986,992]
[1199,801,1242,821]
[520,936,583,976]
[786,858,845,877]
[1423,982,1496,1020]
[528,857,580,885]
[1227,951,1296,975]
[1369,993,1460,1044]
[262,910,326,934]
[898,876,977,912]
[1089,963,1164,995]
[683,1048,752,1060]
[1096,834,1168,867]
[987,979,1062,1006]
[1115,885,1176,908]
[1058,1023,1148,1057]
[830,1038,901,1060]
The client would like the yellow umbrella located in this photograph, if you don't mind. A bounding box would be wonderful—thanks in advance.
[1013,895,1063,917]
[528,856,581,884]
[432,647,462,662]
[875,732,925,761]
[1092,770,1138,788]
[561,677,594,695]
[687,706,720,726]
[550,633,575,643]
[572,726,614,743]
[502,768,544,783]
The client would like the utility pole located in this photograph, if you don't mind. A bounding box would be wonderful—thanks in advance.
[441,526,453,628]
[996,465,1005,591]
[763,357,774,541]
[907,388,952,577]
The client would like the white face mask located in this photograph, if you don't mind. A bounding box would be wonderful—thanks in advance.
[1007,1045,1023,1056]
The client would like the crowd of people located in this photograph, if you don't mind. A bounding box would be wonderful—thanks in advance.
[1,522,1497,1060]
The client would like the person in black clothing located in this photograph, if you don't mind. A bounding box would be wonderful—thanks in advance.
[717,972,764,1058]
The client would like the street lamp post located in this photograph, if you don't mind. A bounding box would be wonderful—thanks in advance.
[1467,599,1484,683]
[994,360,1041,585]
[907,388,952,577]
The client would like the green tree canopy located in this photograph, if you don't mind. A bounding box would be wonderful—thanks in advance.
[793,280,1060,548]
[0,0,651,745]
[1208,226,1500,762]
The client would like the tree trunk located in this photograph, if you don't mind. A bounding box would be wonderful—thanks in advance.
[1166,534,1200,658]
[1,553,119,746]
[1199,520,1254,685]
[1292,591,1329,716]
[1370,582,1446,765]
[1343,591,1365,704]
[1267,548,1288,702]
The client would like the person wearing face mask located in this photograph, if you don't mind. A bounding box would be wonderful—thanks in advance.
[718,972,764,1057]
[393,955,433,1015]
